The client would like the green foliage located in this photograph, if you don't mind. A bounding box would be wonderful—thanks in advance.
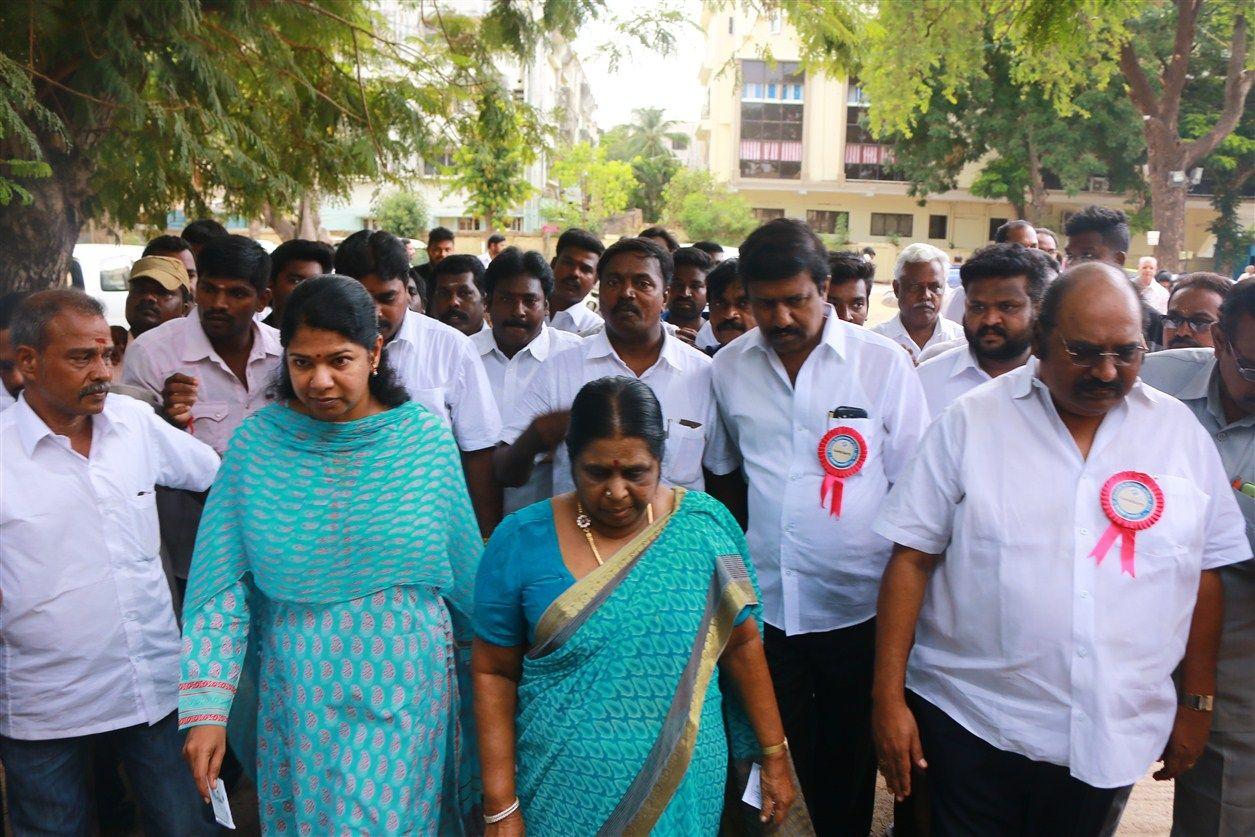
[885,48,1144,220]
[544,141,634,234]
[447,83,546,231]
[662,169,756,244]
[601,108,687,222]
[371,190,428,240]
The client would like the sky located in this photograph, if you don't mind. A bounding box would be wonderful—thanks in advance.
[573,0,706,130]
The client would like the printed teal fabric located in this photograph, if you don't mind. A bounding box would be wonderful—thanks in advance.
[488,490,763,835]
[179,401,482,834]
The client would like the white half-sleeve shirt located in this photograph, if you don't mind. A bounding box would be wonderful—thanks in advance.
[712,307,931,634]
[473,324,582,513]
[385,310,502,452]
[874,361,1251,788]
[0,394,220,739]
[548,300,602,335]
[500,328,734,495]
[915,343,994,418]
[871,311,964,365]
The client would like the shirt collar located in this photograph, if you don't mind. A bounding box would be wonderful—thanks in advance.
[13,392,120,457]
[949,345,991,381]
[389,309,423,349]
[180,315,281,364]
[1016,356,1154,406]
[1176,352,1217,401]
[478,323,556,363]
[587,325,685,370]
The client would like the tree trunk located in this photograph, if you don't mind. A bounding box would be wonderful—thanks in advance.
[1024,129,1050,224]
[0,163,88,294]
[1145,132,1189,271]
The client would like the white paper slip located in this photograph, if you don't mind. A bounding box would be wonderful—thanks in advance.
[209,779,236,829]
[741,762,763,809]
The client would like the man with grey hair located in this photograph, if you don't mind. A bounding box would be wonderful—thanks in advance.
[1138,255,1170,315]
[0,290,220,834]
[872,242,963,364]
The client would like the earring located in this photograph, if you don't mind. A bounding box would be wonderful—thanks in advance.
[371,366,378,377]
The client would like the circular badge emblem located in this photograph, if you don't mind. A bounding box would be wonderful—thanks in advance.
[1100,471,1163,531]
[818,426,868,478]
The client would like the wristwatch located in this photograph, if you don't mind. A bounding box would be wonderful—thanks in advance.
[1182,693,1214,712]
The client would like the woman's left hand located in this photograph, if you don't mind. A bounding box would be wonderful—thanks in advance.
[758,752,797,826]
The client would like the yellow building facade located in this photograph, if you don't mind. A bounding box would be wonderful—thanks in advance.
[695,8,1247,269]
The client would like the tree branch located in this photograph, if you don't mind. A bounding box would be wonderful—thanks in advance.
[1118,39,1159,118]
[1183,14,1253,168]
[1159,0,1202,126]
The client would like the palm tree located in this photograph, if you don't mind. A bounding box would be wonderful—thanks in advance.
[621,107,689,159]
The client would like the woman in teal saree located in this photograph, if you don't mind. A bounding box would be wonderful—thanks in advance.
[473,377,800,835]
[179,277,481,835]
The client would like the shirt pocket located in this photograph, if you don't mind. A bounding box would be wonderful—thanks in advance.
[190,400,232,454]
[127,489,161,559]
[410,386,451,426]
[815,416,881,500]
[663,421,706,487]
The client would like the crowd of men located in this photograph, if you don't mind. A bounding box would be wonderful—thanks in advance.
[1,203,1253,836]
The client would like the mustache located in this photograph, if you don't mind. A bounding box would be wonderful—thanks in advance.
[768,326,801,341]
[1075,378,1124,398]
[975,326,1006,339]
[612,300,642,316]
[912,303,936,312]
[79,382,110,399]
[442,309,468,322]
[501,319,530,329]
[715,319,746,334]
[1169,336,1200,348]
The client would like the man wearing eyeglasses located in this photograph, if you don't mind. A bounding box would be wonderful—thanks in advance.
[1158,272,1231,351]
[871,263,1249,836]
[1141,277,1255,837]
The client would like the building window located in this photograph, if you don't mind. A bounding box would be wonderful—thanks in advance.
[844,79,902,182]
[806,210,850,235]
[769,11,782,33]
[928,214,948,240]
[456,216,483,232]
[728,16,734,34]
[505,217,524,232]
[739,60,804,180]
[871,212,913,238]
[988,217,1007,242]
[423,151,455,176]
[753,208,785,222]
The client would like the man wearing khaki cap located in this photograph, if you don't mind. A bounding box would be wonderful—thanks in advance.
[125,255,191,342]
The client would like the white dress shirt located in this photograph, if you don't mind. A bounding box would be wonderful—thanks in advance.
[384,310,502,452]
[549,300,602,335]
[0,387,15,412]
[120,314,282,455]
[712,308,931,634]
[871,312,964,364]
[501,328,734,495]
[696,320,720,353]
[472,324,582,513]
[1142,278,1170,315]
[915,343,993,418]
[874,361,1251,788]
[0,394,219,739]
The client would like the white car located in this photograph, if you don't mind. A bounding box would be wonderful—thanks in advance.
[70,243,145,327]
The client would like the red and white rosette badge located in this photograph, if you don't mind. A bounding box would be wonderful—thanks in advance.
[817,426,868,517]
[1088,471,1164,577]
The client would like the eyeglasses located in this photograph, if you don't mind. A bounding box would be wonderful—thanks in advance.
[1057,333,1146,368]
[1223,337,1255,382]
[1163,314,1218,332]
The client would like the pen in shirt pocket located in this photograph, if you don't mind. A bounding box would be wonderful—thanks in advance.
[1232,478,1255,500]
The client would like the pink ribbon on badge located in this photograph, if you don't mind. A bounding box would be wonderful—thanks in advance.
[1088,471,1164,578]
[817,426,867,517]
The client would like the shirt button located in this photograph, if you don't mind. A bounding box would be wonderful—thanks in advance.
[1077,647,1088,658]
[1217,432,1227,441]
[1080,590,1090,599]
[125,612,139,621]
[1079,527,1090,536]
[790,474,800,482]
[794,425,805,433]
[785,524,795,534]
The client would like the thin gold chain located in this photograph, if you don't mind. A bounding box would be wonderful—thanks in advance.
[577,500,654,566]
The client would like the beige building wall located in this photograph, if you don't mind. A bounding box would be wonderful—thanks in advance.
[696,6,1249,271]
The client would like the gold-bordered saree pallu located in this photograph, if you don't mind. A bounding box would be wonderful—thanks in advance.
[513,489,811,836]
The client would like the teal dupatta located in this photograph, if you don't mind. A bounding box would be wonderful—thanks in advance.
[512,490,767,835]
[183,400,482,821]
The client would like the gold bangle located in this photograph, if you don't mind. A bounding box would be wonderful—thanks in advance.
[761,738,788,756]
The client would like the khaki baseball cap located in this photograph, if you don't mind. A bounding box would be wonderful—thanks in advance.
[129,255,191,292]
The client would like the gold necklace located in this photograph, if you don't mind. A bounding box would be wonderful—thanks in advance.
[576,500,654,566]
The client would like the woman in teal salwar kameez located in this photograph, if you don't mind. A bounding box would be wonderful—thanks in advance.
[472,377,803,835]
[179,276,481,835]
